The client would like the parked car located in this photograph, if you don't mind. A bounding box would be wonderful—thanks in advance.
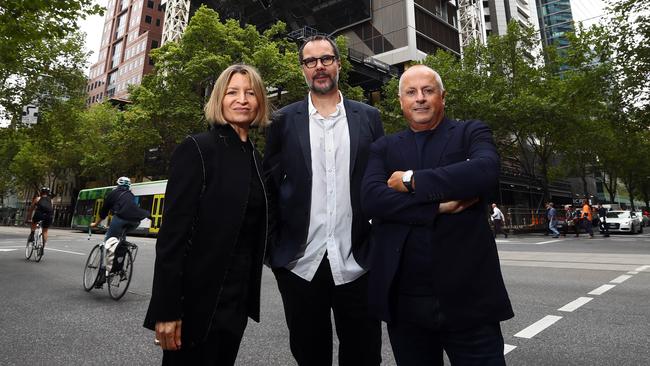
[604,210,643,234]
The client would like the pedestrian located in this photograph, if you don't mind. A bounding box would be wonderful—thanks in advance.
[143,64,271,365]
[563,205,578,237]
[581,199,594,238]
[543,201,551,236]
[491,203,508,238]
[361,64,513,365]
[597,203,609,237]
[263,35,384,366]
[547,202,560,238]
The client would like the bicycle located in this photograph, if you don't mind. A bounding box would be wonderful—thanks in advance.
[82,226,139,300]
[25,220,45,262]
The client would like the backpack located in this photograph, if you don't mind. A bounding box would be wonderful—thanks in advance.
[37,196,53,214]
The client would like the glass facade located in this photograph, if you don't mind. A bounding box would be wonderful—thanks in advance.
[536,0,574,51]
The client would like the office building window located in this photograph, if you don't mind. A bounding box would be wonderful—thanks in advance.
[152,40,158,49]
[156,18,160,26]
[145,15,152,24]
[147,1,154,9]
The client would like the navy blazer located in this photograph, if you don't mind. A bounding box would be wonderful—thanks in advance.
[361,118,514,327]
[263,97,384,269]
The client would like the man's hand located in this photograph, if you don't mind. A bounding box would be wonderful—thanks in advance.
[387,171,414,192]
[439,198,479,214]
[155,320,182,351]
[90,222,98,228]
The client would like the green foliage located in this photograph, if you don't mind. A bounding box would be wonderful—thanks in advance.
[0,0,102,120]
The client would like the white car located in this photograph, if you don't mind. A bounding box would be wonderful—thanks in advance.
[604,210,643,234]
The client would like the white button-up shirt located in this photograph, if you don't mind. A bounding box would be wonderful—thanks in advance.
[289,92,363,285]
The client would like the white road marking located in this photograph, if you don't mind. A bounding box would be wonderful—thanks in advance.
[0,248,18,252]
[610,275,632,284]
[635,265,650,272]
[588,284,616,295]
[514,315,562,339]
[558,297,593,312]
[45,248,85,256]
[535,239,563,245]
[627,271,638,274]
[504,344,516,355]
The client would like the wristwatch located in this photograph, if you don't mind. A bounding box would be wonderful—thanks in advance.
[402,170,414,193]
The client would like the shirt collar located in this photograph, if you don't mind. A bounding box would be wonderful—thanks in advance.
[308,91,346,118]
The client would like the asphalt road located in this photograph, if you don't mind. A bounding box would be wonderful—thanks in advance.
[1,226,649,365]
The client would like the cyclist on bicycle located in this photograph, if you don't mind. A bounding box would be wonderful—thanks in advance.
[26,187,54,246]
[90,177,150,240]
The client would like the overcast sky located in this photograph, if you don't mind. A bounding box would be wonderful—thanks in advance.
[79,0,610,75]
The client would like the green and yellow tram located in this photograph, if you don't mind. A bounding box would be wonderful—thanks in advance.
[71,180,167,235]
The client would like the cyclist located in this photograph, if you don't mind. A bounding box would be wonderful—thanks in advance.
[26,187,54,247]
[90,177,150,241]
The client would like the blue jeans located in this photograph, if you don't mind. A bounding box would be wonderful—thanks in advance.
[549,220,560,237]
[105,215,140,241]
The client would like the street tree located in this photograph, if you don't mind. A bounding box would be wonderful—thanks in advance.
[0,0,102,121]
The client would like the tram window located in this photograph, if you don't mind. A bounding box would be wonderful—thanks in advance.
[139,195,154,211]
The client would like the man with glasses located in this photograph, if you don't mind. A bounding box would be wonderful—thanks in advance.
[264,35,384,365]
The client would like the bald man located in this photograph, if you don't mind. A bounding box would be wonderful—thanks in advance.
[361,65,513,365]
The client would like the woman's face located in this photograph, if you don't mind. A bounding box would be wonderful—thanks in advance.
[222,73,259,126]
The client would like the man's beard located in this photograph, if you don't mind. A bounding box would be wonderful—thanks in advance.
[306,71,339,94]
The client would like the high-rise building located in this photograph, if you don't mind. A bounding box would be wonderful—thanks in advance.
[482,0,539,38]
[535,0,574,54]
[159,0,461,91]
[86,0,165,105]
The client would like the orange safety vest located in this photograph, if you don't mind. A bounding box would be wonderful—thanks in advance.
[582,204,592,221]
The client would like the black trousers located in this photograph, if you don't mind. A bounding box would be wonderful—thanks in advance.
[388,294,506,366]
[273,256,382,366]
[492,219,507,238]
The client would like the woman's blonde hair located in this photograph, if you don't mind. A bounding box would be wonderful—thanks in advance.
[204,64,271,127]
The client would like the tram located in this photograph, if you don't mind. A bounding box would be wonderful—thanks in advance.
[71,180,167,235]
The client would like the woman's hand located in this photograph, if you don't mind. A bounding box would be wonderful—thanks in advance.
[155,320,182,351]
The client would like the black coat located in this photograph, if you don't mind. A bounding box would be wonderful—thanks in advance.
[143,124,267,348]
[262,97,384,269]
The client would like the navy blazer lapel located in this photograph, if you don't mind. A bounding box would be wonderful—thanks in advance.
[435,118,455,166]
[294,99,312,175]
[344,99,361,175]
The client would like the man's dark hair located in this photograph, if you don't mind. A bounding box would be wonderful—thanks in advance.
[298,35,340,63]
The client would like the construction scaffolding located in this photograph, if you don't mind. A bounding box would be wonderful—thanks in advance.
[161,0,191,45]
[457,0,486,50]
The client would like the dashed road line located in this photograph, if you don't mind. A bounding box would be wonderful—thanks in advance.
[504,344,516,355]
[535,239,563,245]
[635,265,650,272]
[558,297,593,312]
[45,248,85,256]
[627,271,639,274]
[610,275,632,284]
[588,284,616,295]
[514,315,562,339]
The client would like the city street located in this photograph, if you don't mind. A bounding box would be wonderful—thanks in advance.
[1,226,649,365]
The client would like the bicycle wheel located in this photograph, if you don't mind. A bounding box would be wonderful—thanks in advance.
[108,250,133,300]
[25,237,34,260]
[34,233,44,262]
[83,245,102,292]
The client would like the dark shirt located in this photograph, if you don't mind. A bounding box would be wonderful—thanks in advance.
[398,128,441,295]
[211,141,265,328]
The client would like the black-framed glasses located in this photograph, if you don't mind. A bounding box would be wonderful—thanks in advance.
[301,55,337,68]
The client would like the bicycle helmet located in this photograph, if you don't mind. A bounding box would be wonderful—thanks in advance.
[40,187,50,194]
[116,176,131,187]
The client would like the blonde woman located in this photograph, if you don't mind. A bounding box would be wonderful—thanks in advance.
[144,64,270,365]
